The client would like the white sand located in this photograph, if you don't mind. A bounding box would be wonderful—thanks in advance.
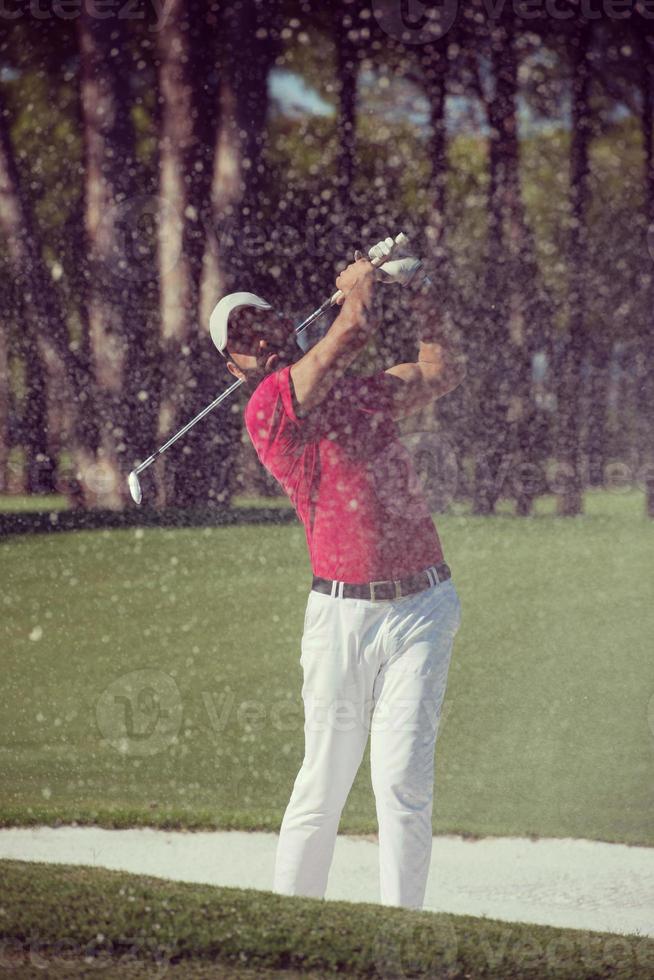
[1,827,652,939]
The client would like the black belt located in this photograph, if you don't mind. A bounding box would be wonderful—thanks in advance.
[311,562,451,602]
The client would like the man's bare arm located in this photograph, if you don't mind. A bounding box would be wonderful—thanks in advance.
[382,275,467,420]
[290,259,380,416]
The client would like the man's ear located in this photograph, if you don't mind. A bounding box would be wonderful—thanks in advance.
[226,360,246,382]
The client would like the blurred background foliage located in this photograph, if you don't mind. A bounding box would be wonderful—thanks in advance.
[0,0,652,516]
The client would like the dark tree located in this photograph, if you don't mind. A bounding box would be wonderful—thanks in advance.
[78,9,160,508]
[0,87,92,495]
[555,22,593,517]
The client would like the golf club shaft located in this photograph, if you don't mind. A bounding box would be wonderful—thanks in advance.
[293,297,334,337]
[134,377,244,477]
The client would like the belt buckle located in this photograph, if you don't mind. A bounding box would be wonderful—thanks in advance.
[369,580,401,601]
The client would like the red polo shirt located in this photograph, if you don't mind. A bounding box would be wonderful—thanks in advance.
[244,365,444,583]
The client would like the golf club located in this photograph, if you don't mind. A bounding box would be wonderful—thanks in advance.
[127,377,245,505]
[127,231,418,504]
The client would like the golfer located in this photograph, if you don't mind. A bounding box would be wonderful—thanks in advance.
[211,250,466,909]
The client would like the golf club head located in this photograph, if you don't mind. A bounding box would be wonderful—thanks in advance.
[128,470,142,505]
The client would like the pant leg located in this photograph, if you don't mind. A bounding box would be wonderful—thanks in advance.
[273,591,381,899]
[370,579,462,909]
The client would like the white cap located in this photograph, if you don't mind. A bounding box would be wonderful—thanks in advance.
[209,292,273,357]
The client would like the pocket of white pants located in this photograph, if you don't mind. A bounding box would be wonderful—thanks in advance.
[303,591,326,633]
[300,591,332,662]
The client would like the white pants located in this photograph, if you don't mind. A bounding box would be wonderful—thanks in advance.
[272,573,462,909]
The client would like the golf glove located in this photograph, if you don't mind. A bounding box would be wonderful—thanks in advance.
[368,236,397,264]
[375,256,424,287]
[365,234,424,287]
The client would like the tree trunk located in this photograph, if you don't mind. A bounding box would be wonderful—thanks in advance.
[555,24,592,517]
[192,1,279,506]
[497,29,550,517]
[471,21,518,515]
[470,18,552,516]
[424,46,448,275]
[0,88,91,499]
[0,305,9,495]
[334,1,358,223]
[65,182,100,478]
[207,1,279,295]
[78,10,160,509]
[415,43,458,407]
[583,333,610,487]
[156,0,229,508]
[640,42,654,518]
[18,328,55,493]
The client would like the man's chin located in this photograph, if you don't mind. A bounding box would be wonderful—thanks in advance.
[246,347,298,385]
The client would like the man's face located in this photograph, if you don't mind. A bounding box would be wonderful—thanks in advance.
[225,307,298,385]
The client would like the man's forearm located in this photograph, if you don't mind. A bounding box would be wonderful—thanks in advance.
[290,261,383,415]
[329,270,380,355]
[339,269,380,332]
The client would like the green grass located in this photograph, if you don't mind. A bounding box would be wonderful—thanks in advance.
[1,861,652,979]
[0,493,295,513]
[0,962,313,979]
[231,494,293,509]
[0,490,652,844]
[0,493,70,513]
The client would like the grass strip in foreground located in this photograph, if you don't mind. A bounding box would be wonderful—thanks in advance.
[1,860,653,979]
